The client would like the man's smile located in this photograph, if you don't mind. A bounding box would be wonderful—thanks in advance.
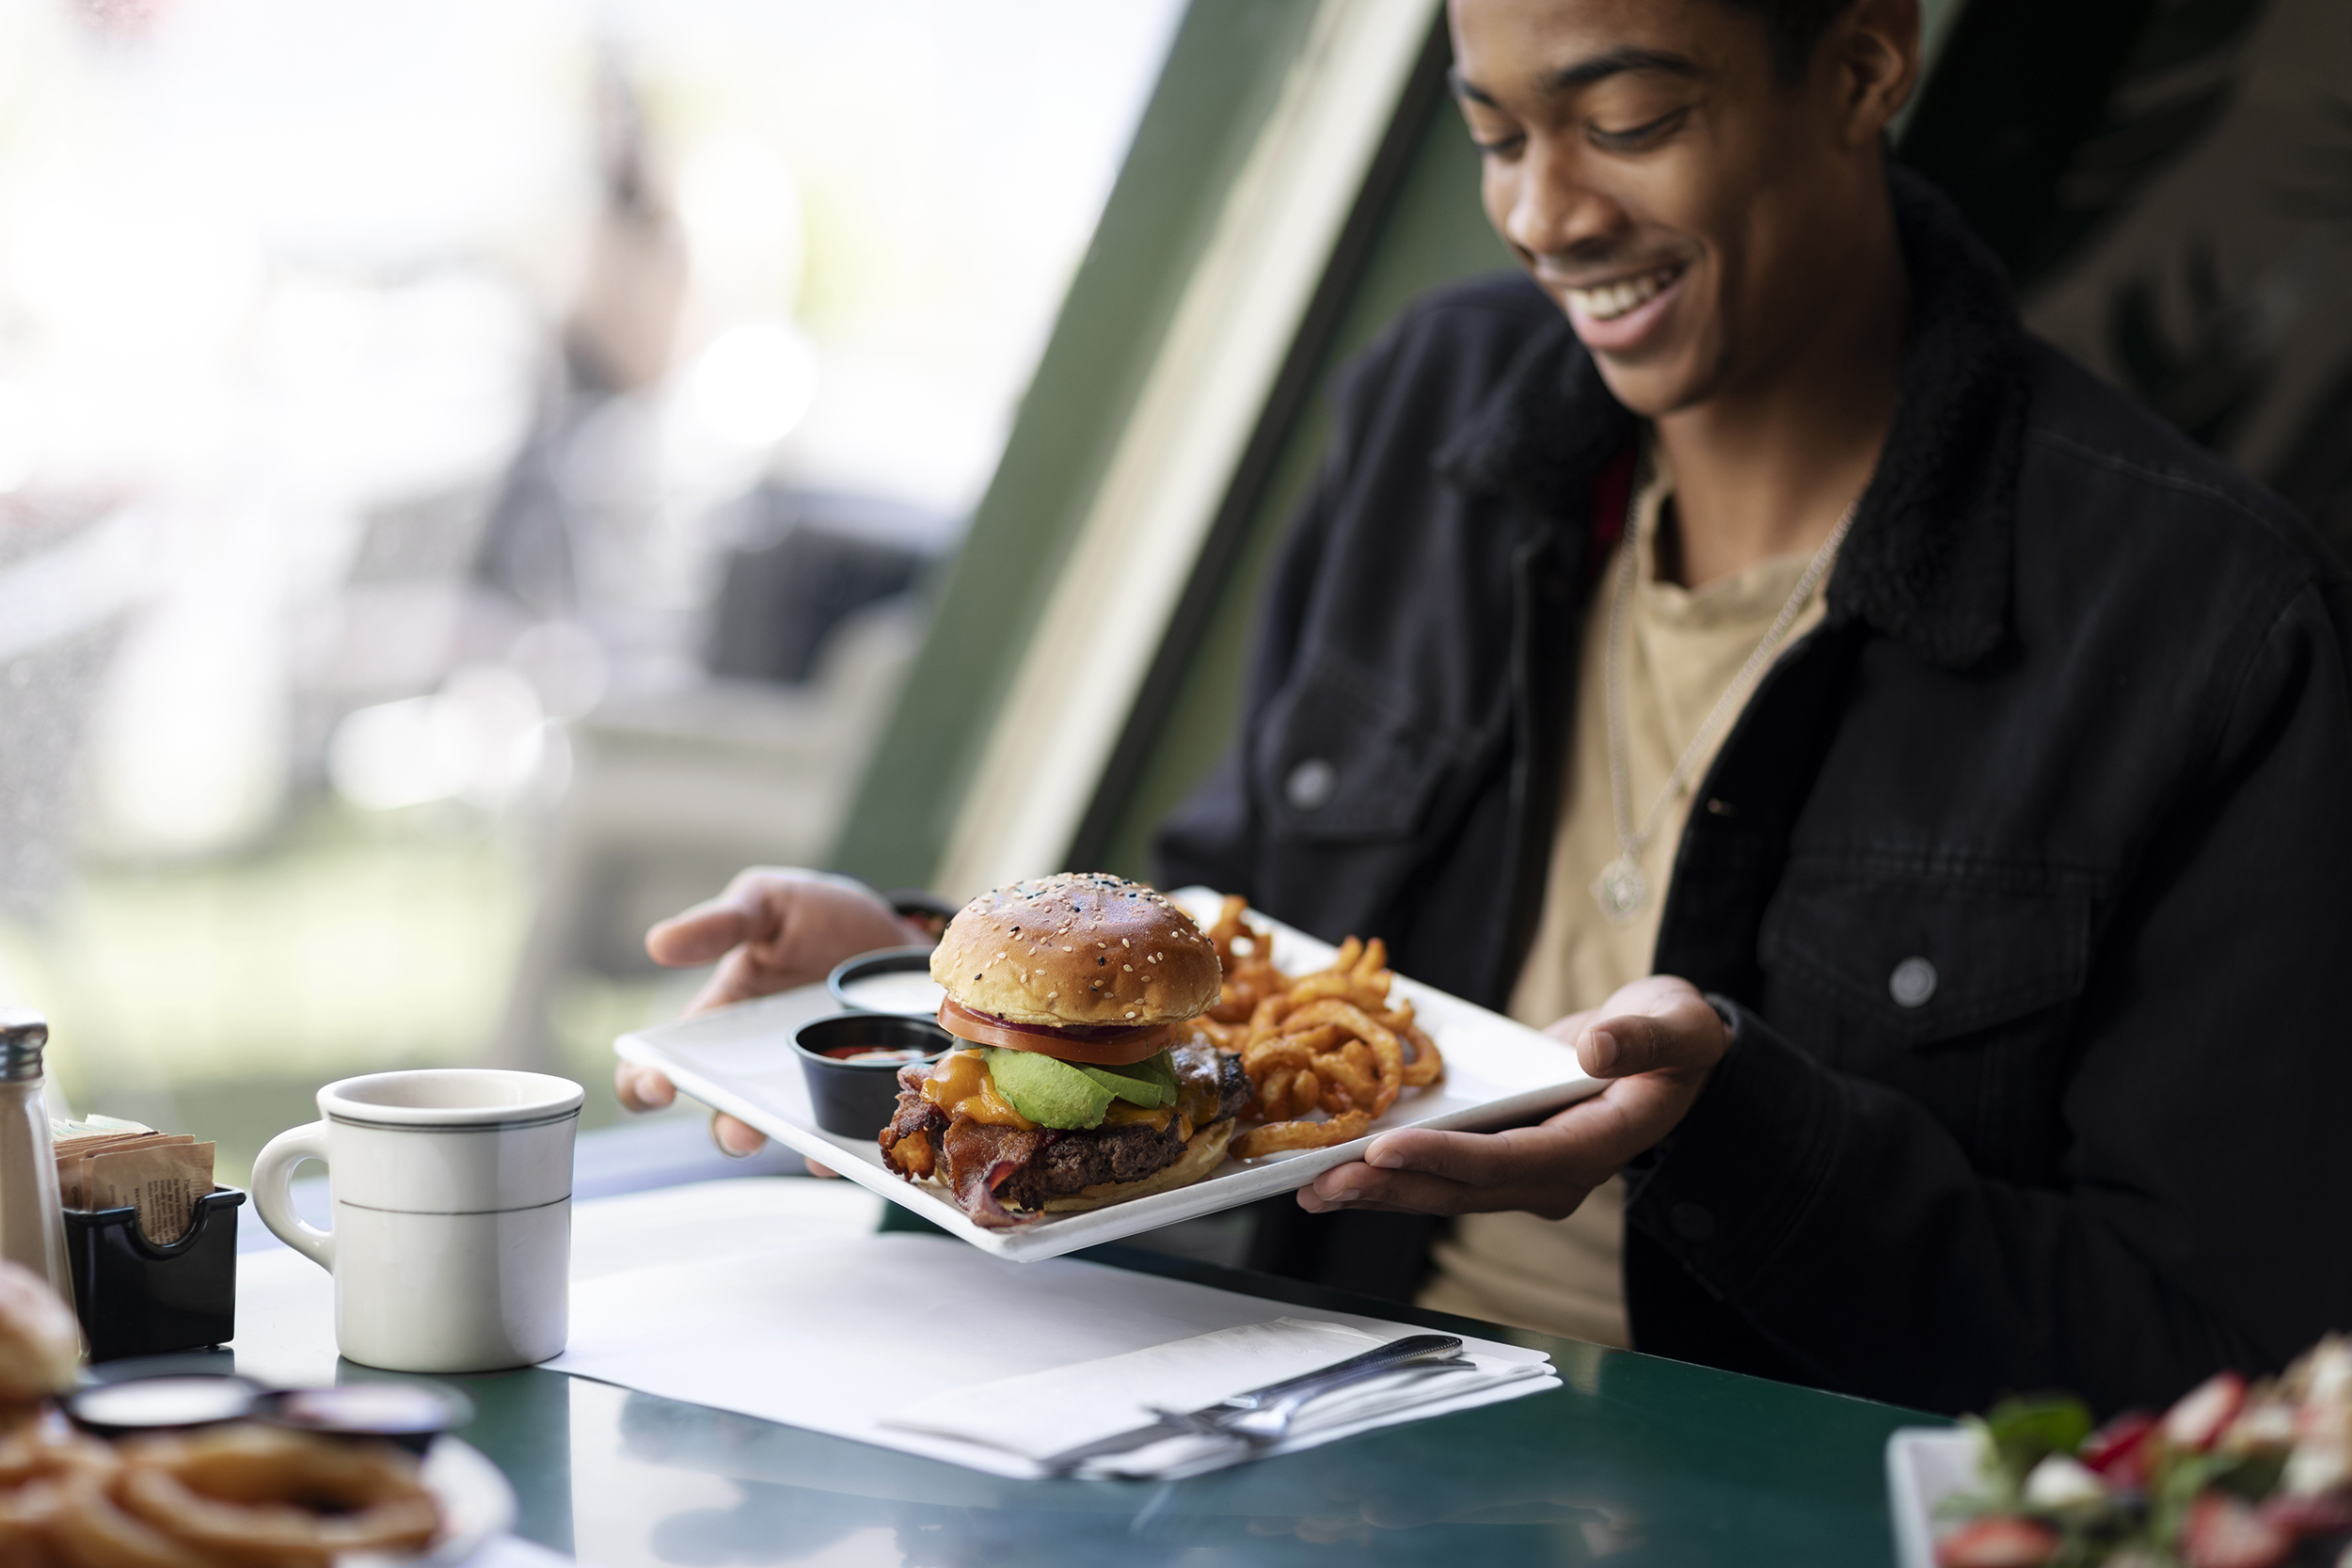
[1546,259,1690,351]
[1560,261,1683,319]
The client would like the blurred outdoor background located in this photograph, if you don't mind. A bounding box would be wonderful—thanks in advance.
[3,0,2348,1191]
[0,0,1183,1177]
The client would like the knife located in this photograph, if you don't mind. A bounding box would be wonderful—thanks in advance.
[1036,1333,1469,1476]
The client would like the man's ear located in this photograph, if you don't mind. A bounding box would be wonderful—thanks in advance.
[1828,0,1920,147]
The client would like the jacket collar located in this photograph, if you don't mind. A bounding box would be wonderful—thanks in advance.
[1438,166,2029,671]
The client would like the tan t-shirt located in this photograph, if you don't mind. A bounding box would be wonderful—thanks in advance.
[1416,444,1830,1348]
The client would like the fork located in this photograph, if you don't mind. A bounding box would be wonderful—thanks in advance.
[1149,1333,1471,1447]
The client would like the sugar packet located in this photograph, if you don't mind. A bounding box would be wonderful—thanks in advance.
[57,1129,216,1244]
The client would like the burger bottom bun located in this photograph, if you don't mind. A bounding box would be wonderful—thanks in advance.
[1038,1118,1235,1213]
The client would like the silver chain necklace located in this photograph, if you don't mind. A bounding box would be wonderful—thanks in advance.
[1589,494,1855,926]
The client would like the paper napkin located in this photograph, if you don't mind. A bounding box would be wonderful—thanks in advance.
[880,1316,1554,1479]
[551,1230,1558,1481]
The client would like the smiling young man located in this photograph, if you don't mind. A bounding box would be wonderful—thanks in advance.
[1152,0,2352,1415]
[619,0,2352,1414]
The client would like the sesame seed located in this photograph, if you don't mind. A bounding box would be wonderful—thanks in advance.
[1122,964,1133,972]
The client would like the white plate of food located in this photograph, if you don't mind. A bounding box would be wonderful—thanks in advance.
[1885,1426,1977,1568]
[1885,1338,2352,1568]
[358,1435,516,1564]
[615,884,1600,1262]
[3,1422,511,1566]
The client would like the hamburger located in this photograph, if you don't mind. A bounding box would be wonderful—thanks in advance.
[878,874,1248,1227]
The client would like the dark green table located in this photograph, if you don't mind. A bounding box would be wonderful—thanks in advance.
[418,1242,1927,1566]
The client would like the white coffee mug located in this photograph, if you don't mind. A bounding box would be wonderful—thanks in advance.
[252,1069,583,1373]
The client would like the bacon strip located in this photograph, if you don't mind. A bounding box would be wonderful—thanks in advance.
[939,1117,1043,1228]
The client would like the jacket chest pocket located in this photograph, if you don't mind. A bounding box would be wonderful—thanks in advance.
[1756,863,2092,1177]
[1251,651,1475,846]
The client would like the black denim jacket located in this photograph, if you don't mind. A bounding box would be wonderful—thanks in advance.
[1156,170,2352,1417]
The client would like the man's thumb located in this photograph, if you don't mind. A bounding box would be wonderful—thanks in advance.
[1578,1014,1677,1078]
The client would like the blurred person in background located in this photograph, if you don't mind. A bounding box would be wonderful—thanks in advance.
[618,0,2352,1418]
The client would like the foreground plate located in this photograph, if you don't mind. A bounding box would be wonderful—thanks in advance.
[615,888,1599,1261]
[341,1435,515,1565]
[1885,1427,1978,1568]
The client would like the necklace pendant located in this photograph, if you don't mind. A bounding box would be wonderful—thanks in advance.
[1591,856,1649,926]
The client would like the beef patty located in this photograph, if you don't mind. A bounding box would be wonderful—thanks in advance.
[880,1040,1250,1210]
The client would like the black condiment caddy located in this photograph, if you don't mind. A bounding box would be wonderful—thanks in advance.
[62,1187,245,1362]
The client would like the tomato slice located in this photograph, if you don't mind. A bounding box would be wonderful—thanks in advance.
[936,1000,1177,1065]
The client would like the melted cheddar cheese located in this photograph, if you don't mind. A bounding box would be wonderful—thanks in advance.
[918,1051,1037,1130]
[1102,1101,1173,1132]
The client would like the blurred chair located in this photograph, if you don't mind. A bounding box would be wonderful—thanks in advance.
[706,485,947,685]
[489,595,925,1070]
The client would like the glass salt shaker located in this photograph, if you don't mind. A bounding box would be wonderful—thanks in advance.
[0,1010,73,1306]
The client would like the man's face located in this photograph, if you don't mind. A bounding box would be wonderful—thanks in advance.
[1450,0,1871,417]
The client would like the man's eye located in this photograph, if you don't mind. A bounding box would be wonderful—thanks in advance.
[1472,132,1526,157]
[1588,107,1689,151]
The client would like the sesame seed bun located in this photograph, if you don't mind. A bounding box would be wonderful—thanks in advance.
[929,874,1222,1029]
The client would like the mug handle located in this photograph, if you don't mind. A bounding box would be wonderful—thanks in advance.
[252,1120,335,1272]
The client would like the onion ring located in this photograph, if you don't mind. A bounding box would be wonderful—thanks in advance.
[1203,900,1443,1135]
[115,1424,437,1564]
[0,1418,110,1489]
[1193,1017,1243,1051]
[1234,1108,1373,1158]
[48,1466,215,1568]
[1396,1019,1444,1087]
[1276,999,1403,1116]
[0,1477,68,1568]
[1287,1070,1322,1119]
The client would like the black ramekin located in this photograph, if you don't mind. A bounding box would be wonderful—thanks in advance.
[793,1011,955,1137]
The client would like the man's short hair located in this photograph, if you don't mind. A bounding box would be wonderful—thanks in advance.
[1716,0,1859,84]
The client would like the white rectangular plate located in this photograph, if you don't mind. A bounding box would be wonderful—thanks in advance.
[1885,1427,1979,1568]
[614,888,1599,1261]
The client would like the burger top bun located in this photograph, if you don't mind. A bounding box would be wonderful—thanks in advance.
[930,874,1221,1028]
[0,1260,82,1400]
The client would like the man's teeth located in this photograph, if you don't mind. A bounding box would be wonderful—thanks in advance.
[1568,266,1678,323]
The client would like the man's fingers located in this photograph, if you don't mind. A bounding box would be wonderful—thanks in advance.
[1537,1077,1699,1174]
[646,898,757,968]
[710,1114,768,1156]
[1359,1119,1624,1192]
[613,1063,676,1113]
[1302,1156,1585,1220]
[686,946,770,1015]
[1361,1126,1541,1187]
[1541,1006,1600,1045]
[1577,999,1724,1080]
[1343,1124,1597,1200]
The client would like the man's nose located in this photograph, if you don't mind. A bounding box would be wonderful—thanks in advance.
[1502,138,1624,262]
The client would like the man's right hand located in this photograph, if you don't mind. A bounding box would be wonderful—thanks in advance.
[612,868,927,1158]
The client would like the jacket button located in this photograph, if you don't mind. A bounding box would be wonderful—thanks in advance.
[1889,957,1938,1008]
[1669,1202,1714,1242]
[1284,758,1338,812]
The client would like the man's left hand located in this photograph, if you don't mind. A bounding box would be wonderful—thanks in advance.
[1297,974,1728,1219]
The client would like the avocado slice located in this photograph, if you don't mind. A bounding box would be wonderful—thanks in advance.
[1077,1051,1177,1108]
[978,1047,1183,1127]
[980,1049,1116,1129]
